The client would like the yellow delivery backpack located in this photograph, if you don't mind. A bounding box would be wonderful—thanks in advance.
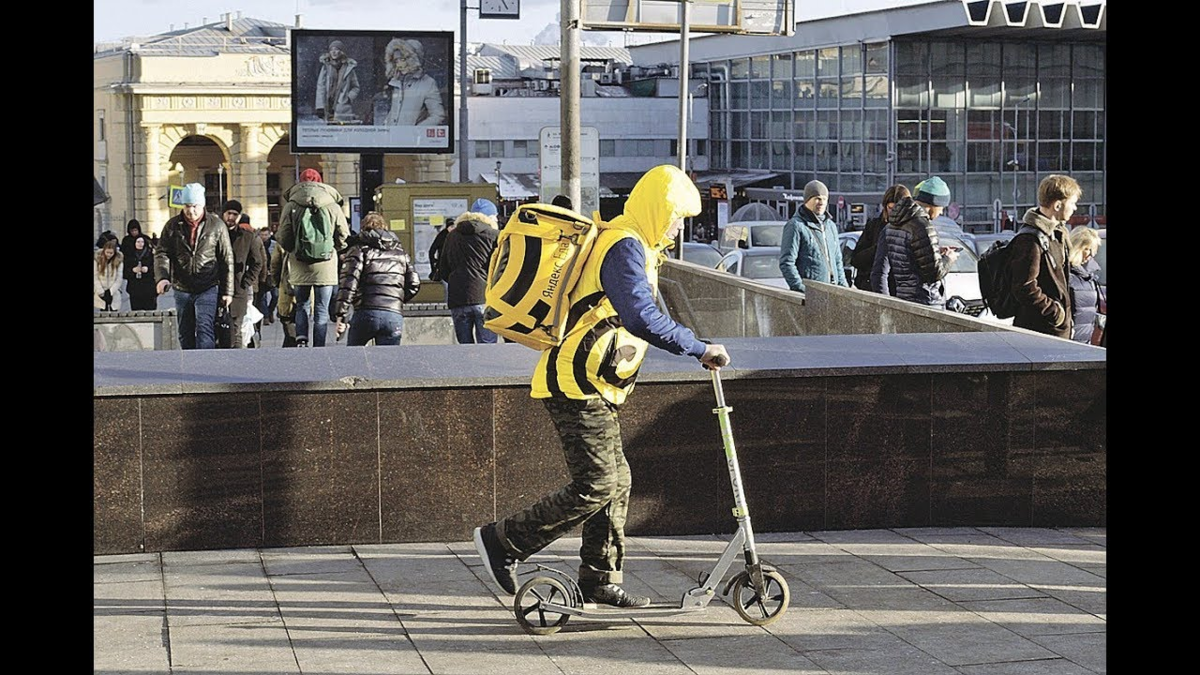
[483,203,598,350]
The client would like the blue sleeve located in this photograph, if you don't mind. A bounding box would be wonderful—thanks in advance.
[778,217,804,293]
[600,239,707,359]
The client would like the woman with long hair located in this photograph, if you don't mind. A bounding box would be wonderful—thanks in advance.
[94,239,124,312]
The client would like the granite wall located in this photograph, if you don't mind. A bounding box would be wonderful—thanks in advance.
[94,333,1106,555]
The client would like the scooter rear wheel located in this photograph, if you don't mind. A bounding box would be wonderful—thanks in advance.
[730,569,790,626]
[513,576,573,635]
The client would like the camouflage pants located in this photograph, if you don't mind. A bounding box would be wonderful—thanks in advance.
[496,397,631,586]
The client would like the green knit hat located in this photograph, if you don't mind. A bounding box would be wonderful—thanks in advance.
[914,176,951,207]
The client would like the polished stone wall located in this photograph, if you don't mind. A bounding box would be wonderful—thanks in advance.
[94,333,1106,555]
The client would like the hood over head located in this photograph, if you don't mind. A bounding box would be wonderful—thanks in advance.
[357,226,401,250]
[601,164,701,250]
[453,210,498,233]
[888,196,925,228]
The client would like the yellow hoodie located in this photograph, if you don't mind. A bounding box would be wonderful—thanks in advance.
[530,165,701,405]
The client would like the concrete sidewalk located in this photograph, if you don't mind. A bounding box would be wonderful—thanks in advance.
[94,527,1105,674]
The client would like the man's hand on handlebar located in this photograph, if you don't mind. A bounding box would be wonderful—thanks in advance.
[700,343,730,371]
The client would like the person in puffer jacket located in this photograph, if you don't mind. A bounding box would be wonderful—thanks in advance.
[441,198,501,344]
[332,212,421,346]
[869,176,960,308]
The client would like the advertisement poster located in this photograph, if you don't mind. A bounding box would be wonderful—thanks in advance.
[291,29,454,154]
[412,198,467,278]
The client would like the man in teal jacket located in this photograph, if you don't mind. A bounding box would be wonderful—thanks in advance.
[778,180,847,293]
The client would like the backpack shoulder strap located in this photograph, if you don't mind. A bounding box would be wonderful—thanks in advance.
[1016,224,1049,252]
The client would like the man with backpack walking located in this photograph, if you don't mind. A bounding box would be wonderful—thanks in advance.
[1007,174,1079,338]
[277,168,350,347]
[472,165,730,608]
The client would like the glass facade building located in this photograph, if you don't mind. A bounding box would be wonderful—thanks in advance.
[701,38,1105,229]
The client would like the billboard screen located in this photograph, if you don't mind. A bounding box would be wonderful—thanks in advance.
[290,29,455,154]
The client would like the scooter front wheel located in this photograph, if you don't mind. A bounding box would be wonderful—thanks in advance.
[513,576,573,635]
[730,569,790,626]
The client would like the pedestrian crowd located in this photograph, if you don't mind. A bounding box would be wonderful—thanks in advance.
[93,169,513,350]
[95,168,1105,351]
[775,172,1104,346]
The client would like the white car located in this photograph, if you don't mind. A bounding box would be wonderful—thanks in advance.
[715,246,790,289]
[715,221,786,252]
[679,241,724,268]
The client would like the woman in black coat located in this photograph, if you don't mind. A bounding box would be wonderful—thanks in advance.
[851,184,910,291]
[332,212,421,346]
[123,234,158,311]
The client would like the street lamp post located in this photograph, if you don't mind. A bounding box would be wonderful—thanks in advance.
[1007,96,1029,218]
[217,163,224,206]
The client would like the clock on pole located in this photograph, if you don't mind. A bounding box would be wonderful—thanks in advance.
[479,0,520,20]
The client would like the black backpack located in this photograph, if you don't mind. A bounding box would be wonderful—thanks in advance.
[977,225,1050,320]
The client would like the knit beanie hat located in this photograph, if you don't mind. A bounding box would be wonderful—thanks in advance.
[299,168,322,183]
[221,200,243,214]
[470,198,498,218]
[803,180,829,202]
[180,183,206,206]
[914,176,951,207]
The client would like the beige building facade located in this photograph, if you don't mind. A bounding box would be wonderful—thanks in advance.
[93,16,453,239]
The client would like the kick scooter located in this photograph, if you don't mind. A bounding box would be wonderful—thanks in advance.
[510,365,790,635]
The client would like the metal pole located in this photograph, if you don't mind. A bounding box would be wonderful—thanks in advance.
[561,0,581,210]
[1011,96,1025,217]
[459,0,469,183]
[675,0,690,257]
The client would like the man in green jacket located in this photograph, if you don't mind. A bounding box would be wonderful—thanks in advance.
[277,168,350,347]
[154,183,234,350]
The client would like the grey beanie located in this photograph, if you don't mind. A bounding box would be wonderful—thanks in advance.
[803,180,829,202]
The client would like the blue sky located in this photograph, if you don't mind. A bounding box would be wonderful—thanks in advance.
[94,0,932,48]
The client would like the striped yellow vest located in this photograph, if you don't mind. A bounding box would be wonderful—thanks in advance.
[530,229,659,405]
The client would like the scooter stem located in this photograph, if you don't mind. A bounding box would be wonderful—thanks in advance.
[711,369,759,566]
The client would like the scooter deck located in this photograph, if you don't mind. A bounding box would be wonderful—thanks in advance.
[540,601,709,621]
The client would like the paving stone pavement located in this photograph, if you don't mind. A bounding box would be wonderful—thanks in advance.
[94,527,1105,675]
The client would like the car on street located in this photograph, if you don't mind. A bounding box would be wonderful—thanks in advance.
[679,241,724,268]
[716,220,786,252]
[716,202,787,252]
[715,246,790,289]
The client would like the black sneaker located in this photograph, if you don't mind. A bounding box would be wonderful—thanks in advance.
[473,523,518,595]
[581,583,651,608]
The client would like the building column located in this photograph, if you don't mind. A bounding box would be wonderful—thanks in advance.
[237,123,268,230]
[139,124,167,236]
[321,152,360,217]
[413,154,455,182]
